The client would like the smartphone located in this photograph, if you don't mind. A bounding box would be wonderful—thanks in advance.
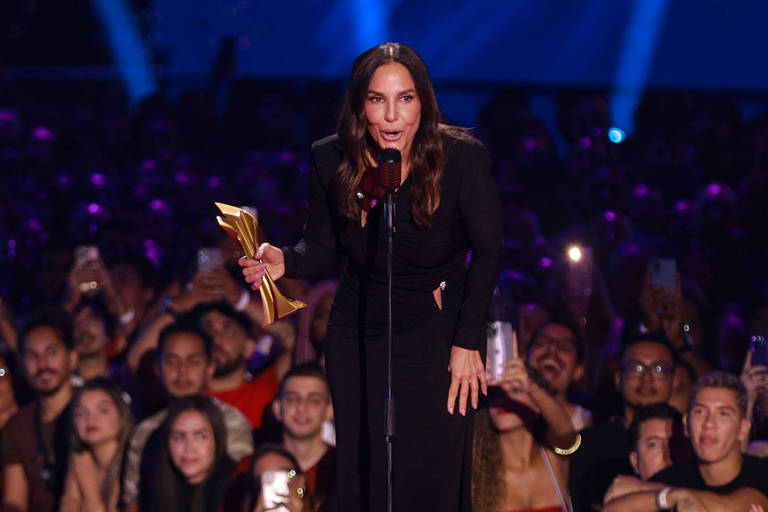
[650,258,676,291]
[487,321,516,381]
[751,334,768,367]
[74,245,99,264]
[197,247,223,273]
[261,469,290,511]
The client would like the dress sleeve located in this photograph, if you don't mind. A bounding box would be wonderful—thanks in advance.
[452,140,503,351]
[282,142,341,279]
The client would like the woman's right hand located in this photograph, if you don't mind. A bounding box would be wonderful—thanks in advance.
[239,243,285,291]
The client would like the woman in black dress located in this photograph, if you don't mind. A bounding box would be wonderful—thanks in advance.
[241,42,502,511]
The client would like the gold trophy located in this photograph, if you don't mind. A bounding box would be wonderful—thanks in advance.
[215,202,306,326]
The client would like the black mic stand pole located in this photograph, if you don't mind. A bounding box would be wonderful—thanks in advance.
[384,186,395,512]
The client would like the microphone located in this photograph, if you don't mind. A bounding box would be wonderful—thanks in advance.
[378,148,401,193]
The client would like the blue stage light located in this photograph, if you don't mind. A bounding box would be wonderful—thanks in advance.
[608,127,626,143]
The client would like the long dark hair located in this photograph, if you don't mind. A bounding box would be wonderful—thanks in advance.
[70,377,134,507]
[334,42,467,227]
[153,395,233,512]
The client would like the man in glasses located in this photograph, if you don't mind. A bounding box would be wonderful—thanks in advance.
[570,332,683,512]
[526,315,592,430]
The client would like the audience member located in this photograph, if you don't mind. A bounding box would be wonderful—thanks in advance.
[2,309,78,512]
[122,321,253,511]
[272,363,335,502]
[193,301,280,428]
[150,395,236,512]
[569,332,679,512]
[242,444,317,512]
[60,377,134,511]
[526,315,592,429]
[627,403,680,480]
[603,372,768,511]
[473,341,578,512]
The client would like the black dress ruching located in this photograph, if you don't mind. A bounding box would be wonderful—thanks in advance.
[282,132,502,512]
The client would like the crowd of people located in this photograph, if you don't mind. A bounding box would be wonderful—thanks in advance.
[1,67,768,511]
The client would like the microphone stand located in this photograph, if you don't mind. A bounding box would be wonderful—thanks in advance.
[384,187,395,512]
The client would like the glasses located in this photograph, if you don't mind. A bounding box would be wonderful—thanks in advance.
[623,362,674,379]
[531,334,577,354]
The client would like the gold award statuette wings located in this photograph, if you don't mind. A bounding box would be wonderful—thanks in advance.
[215,202,306,326]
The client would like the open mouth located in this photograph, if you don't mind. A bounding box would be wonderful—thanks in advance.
[380,130,402,141]
[537,357,563,373]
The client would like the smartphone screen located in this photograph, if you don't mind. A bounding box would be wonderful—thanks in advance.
[197,247,223,273]
[487,321,516,381]
[751,334,768,367]
[650,258,676,291]
[74,245,99,264]
[261,470,290,511]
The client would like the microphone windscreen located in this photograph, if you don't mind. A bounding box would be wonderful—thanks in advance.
[379,148,402,192]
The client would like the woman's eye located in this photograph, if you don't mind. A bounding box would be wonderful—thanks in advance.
[401,95,414,102]
[368,96,383,103]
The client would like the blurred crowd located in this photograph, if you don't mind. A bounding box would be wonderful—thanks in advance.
[1,76,768,511]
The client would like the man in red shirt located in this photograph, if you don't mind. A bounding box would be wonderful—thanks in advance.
[272,363,335,500]
[194,301,282,428]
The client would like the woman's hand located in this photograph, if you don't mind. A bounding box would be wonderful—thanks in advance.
[239,243,286,291]
[446,346,487,416]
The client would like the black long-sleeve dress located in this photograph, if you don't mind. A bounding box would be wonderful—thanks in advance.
[283,131,502,512]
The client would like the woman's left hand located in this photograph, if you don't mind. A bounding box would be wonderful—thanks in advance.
[446,346,487,416]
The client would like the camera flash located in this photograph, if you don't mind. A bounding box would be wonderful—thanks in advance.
[567,245,582,262]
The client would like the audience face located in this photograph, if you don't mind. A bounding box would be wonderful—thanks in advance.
[276,375,332,440]
[489,386,539,433]
[73,306,109,357]
[200,310,251,378]
[109,262,153,315]
[527,323,583,395]
[73,389,121,447]
[685,387,750,464]
[23,326,76,396]
[630,417,674,480]
[617,341,675,409]
[169,409,216,484]
[160,332,214,397]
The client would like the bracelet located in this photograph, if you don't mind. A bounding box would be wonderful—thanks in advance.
[234,289,250,312]
[553,433,581,455]
[118,306,136,325]
[656,486,673,510]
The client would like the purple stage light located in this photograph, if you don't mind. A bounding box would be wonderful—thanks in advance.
[632,184,649,198]
[90,173,106,187]
[32,126,54,141]
[87,203,102,215]
[539,256,553,268]
[674,200,690,212]
[705,182,722,197]
[603,210,617,222]
[523,136,537,150]
[579,136,592,149]
[207,176,222,188]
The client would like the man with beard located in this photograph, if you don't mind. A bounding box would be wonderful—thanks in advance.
[569,332,682,512]
[272,363,336,503]
[122,320,253,511]
[526,316,592,430]
[191,301,281,428]
[2,309,78,512]
[603,372,768,511]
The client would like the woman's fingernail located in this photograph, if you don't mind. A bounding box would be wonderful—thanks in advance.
[460,408,466,416]
[448,407,454,414]
[473,402,478,409]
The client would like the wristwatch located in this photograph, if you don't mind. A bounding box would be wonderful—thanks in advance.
[656,486,673,510]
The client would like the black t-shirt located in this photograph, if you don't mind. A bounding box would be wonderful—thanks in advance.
[652,455,768,497]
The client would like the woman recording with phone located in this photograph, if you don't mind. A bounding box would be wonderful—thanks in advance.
[240,42,502,511]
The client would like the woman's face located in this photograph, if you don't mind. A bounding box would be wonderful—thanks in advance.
[364,62,422,164]
[169,409,216,485]
[73,389,122,447]
[489,387,539,433]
